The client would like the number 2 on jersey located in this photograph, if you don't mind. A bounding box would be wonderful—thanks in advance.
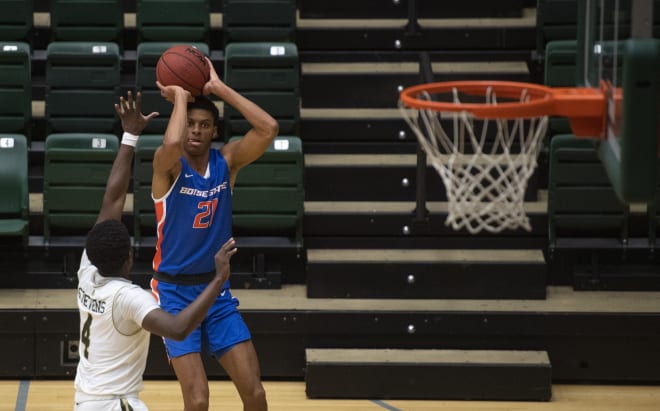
[193,199,218,228]
[81,313,92,359]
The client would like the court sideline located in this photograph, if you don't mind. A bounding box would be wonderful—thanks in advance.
[2,380,660,411]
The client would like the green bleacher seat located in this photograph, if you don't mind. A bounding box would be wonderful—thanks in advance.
[0,42,31,138]
[537,0,660,59]
[223,0,296,44]
[547,134,630,249]
[0,0,32,42]
[544,40,578,87]
[648,168,660,248]
[231,136,304,244]
[136,0,210,42]
[224,42,300,137]
[536,0,578,58]
[544,40,578,137]
[43,133,119,242]
[133,135,305,258]
[133,134,162,243]
[50,0,123,43]
[45,42,120,134]
[0,134,28,246]
[135,42,210,134]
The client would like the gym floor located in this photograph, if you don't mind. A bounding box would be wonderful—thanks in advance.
[3,380,660,411]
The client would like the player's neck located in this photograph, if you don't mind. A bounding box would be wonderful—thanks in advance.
[184,151,210,175]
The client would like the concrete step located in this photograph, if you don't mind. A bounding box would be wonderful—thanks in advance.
[305,348,552,401]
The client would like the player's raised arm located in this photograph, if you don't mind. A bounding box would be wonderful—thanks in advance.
[152,82,193,198]
[202,57,279,186]
[96,91,158,225]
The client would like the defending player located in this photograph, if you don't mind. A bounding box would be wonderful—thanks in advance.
[74,91,237,411]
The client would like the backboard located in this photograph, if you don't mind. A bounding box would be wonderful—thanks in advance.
[579,0,660,203]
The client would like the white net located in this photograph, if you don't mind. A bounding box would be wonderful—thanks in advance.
[399,87,548,234]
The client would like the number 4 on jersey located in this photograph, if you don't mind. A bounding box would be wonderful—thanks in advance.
[81,313,92,359]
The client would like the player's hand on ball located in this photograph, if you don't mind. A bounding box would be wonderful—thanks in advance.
[115,91,159,135]
[156,81,194,104]
[214,237,237,283]
[202,57,224,96]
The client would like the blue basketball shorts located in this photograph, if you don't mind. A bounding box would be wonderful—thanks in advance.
[151,280,252,359]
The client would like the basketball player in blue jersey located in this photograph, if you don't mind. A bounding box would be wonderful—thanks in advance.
[152,58,278,411]
[75,91,238,411]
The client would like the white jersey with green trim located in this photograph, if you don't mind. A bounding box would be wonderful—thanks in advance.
[74,250,159,401]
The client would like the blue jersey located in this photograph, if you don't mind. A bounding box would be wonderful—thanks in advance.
[153,149,232,277]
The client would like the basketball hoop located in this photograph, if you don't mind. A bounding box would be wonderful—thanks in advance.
[399,81,607,234]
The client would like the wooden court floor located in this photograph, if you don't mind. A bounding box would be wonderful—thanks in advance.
[1,380,660,411]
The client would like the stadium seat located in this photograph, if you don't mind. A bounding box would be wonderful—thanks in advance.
[223,42,300,138]
[133,134,162,243]
[0,0,32,42]
[648,168,660,249]
[535,0,579,59]
[136,0,210,43]
[537,0,660,60]
[0,134,28,246]
[544,40,578,137]
[0,42,31,138]
[50,0,123,43]
[223,0,296,44]
[45,42,121,134]
[135,42,210,134]
[547,134,630,250]
[544,40,579,87]
[231,136,304,244]
[43,133,119,243]
[547,134,660,289]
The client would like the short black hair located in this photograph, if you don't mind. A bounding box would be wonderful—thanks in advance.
[188,95,220,126]
[85,219,131,276]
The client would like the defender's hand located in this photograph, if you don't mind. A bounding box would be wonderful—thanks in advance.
[214,237,237,284]
[114,91,159,135]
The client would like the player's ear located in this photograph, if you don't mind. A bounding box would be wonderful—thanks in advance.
[124,249,134,273]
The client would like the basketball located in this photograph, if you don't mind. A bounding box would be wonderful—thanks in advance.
[156,45,210,97]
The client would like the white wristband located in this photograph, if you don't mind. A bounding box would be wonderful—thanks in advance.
[121,131,139,147]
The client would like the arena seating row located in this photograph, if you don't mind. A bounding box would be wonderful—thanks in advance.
[0,40,301,141]
[6,0,660,391]
[6,0,655,294]
[0,0,305,285]
[535,0,660,61]
[543,37,660,289]
[0,0,296,48]
[0,134,28,246]
[0,132,303,238]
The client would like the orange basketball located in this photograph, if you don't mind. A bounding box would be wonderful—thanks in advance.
[156,45,210,97]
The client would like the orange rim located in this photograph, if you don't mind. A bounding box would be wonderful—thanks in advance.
[400,81,608,137]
